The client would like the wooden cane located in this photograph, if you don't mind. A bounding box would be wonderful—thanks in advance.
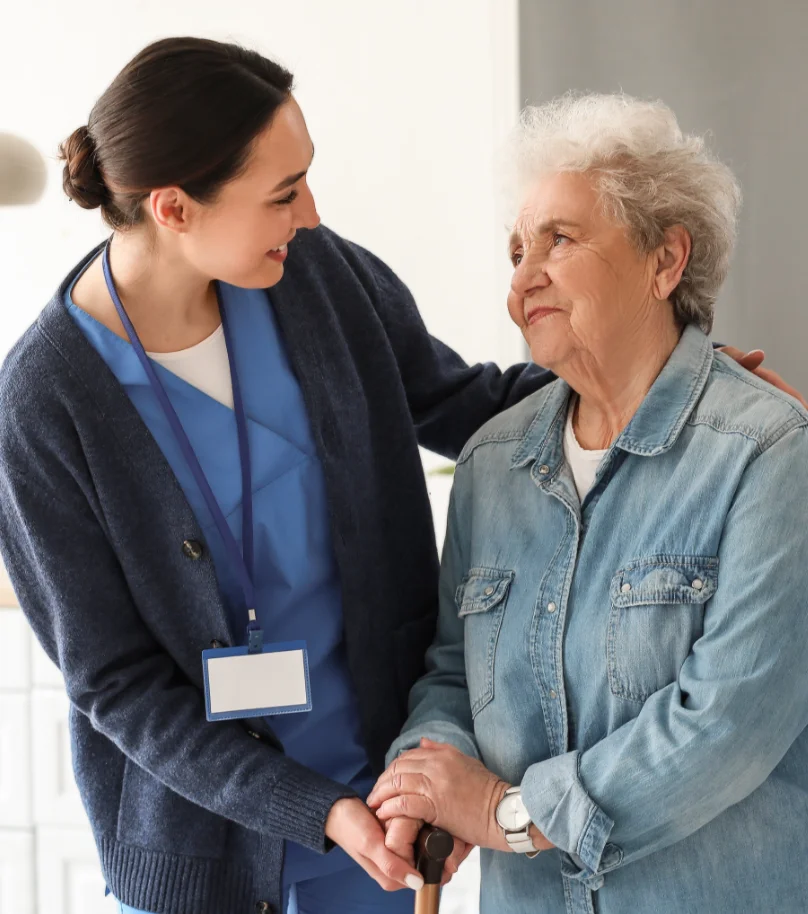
[414,825,454,914]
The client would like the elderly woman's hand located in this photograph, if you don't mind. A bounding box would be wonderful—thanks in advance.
[383,815,476,885]
[368,739,552,852]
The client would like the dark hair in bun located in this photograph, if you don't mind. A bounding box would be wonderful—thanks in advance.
[59,125,109,210]
[57,36,294,229]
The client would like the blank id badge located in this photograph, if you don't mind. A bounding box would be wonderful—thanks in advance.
[202,640,312,721]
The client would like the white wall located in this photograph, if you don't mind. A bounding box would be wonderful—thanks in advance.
[0,3,522,911]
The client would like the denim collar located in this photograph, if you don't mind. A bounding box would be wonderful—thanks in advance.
[511,324,714,472]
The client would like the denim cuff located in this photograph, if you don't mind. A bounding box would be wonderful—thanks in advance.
[521,750,620,889]
[385,721,482,768]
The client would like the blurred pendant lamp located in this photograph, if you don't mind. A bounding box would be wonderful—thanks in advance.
[0,132,47,205]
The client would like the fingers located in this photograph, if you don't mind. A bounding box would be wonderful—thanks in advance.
[383,815,422,866]
[368,772,432,809]
[752,367,808,408]
[441,839,474,886]
[376,793,437,823]
[361,833,425,893]
[328,797,425,893]
[719,346,766,371]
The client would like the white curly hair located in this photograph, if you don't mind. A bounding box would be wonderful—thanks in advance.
[507,93,742,333]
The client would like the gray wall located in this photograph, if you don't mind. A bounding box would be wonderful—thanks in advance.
[519,0,808,390]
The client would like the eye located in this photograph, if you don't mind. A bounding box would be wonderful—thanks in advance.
[273,189,299,206]
[553,233,570,247]
[510,250,524,267]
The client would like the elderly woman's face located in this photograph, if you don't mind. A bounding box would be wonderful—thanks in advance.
[507,171,659,372]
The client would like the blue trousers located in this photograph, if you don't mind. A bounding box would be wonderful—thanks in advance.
[116,859,417,914]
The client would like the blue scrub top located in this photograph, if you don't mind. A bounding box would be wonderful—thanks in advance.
[66,272,374,889]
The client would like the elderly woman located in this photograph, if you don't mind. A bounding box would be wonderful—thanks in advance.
[368,94,808,913]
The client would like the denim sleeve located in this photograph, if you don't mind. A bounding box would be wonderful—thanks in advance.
[387,470,480,766]
[520,426,808,887]
[344,238,554,460]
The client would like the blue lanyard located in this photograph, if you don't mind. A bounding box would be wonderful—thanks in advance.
[101,242,262,651]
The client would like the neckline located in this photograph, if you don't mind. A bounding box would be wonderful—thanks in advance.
[145,323,225,360]
[564,398,609,458]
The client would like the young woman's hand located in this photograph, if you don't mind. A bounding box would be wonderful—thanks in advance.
[383,815,475,886]
[325,797,425,892]
[719,347,808,408]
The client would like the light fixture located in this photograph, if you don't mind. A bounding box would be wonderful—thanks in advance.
[0,132,47,205]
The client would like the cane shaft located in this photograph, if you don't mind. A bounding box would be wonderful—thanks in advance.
[414,884,441,914]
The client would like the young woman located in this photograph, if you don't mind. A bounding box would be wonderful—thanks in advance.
[0,36,547,914]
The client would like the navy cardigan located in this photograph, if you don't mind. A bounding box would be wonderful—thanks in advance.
[0,227,552,914]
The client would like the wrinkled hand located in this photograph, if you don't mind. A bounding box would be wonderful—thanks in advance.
[369,738,534,851]
[325,798,424,892]
[383,815,475,886]
[719,347,808,408]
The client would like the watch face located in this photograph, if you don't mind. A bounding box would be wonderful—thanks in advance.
[496,791,532,832]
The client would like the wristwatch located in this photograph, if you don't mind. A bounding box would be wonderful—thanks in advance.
[495,786,541,857]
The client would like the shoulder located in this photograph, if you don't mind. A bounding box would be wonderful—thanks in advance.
[0,274,103,474]
[692,351,808,455]
[456,381,561,465]
[286,225,410,304]
[0,317,66,468]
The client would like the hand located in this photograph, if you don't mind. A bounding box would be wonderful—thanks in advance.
[325,798,425,892]
[368,738,551,852]
[383,815,475,886]
[719,347,808,408]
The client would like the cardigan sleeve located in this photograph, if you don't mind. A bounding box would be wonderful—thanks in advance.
[0,448,355,854]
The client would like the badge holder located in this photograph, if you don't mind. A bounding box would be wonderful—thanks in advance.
[102,243,312,725]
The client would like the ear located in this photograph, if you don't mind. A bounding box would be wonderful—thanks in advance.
[652,224,691,301]
[147,187,195,233]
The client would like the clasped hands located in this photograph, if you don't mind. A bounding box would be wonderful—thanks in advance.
[325,737,554,893]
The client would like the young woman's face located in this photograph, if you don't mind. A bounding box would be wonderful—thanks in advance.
[170,96,320,289]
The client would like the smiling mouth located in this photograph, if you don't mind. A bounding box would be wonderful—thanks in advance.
[267,243,289,263]
[526,306,562,325]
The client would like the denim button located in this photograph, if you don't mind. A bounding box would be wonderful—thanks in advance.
[547,602,557,613]
[621,582,632,593]
[692,579,704,590]
[247,730,261,740]
[549,689,558,699]
[484,586,495,596]
[538,464,551,475]
[182,539,203,560]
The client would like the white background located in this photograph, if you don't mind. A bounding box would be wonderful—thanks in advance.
[0,2,525,911]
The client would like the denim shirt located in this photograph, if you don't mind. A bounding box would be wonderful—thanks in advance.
[389,326,808,914]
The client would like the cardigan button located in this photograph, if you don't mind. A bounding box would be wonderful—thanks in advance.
[182,539,204,560]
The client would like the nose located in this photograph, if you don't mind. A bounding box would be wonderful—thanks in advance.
[295,180,321,230]
[510,253,550,299]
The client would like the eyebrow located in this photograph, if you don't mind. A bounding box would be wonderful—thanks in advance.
[269,144,315,194]
[509,219,583,248]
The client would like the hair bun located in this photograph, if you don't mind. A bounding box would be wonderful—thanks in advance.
[59,125,108,209]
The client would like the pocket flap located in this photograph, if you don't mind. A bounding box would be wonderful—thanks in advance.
[610,555,718,607]
[456,567,514,617]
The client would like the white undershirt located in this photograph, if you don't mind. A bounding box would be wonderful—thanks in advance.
[562,398,609,502]
[147,325,234,409]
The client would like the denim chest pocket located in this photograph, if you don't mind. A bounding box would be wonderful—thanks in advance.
[607,556,718,703]
[456,567,514,718]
